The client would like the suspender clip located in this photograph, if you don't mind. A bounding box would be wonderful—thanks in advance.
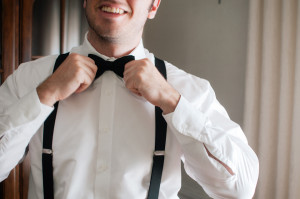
[154,150,165,156]
[42,149,53,155]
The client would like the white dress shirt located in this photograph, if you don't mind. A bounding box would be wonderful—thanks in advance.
[0,34,259,199]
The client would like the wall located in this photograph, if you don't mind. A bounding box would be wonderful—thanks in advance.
[143,0,249,198]
[144,0,249,126]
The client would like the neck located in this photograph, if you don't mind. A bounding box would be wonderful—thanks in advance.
[87,29,142,58]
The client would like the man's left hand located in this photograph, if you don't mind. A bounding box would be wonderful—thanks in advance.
[123,58,180,114]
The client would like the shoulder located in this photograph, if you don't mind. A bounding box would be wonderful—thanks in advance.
[18,54,58,74]
[145,50,217,108]
[163,60,229,115]
[12,54,59,97]
[147,51,212,98]
[144,49,209,88]
[164,61,213,99]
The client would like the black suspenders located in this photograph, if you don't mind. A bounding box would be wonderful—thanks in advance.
[42,53,69,199]
[148,58,167,199]
[42,54,167,199]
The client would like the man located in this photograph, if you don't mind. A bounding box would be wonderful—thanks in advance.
[0,0,259,198]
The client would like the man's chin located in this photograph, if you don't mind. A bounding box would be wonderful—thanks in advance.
[98,34,121,43]
[89,27,122,43]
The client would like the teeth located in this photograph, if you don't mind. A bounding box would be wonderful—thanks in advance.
[101,6,125,14]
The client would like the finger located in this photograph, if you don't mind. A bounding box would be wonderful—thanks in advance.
[123,64,145,85]
[68,53,98,75]
[81,56,98,74]
[124,74,137,91]
[123,60,140,77]
[78,56,98,75]
[75,83,89,93]
[75,72,94,93]
[123,69,136,84]
[131,89,142,96]
[77,61,97,81]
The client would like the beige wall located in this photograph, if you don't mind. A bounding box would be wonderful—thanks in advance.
[143,0,249,198]
[144,0,249,126]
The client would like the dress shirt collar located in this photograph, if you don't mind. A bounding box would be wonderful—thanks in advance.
[82,32,146,61]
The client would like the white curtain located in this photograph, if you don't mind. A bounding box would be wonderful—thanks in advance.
[244,0,300,198]
[64,0,88,52]
[32,0,88,55]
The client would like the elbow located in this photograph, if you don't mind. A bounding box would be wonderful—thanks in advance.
[230,146,259,198]
[208,154,259,199]
[230,154,259,199]
[228,177,258,199]
[207,175,258,199]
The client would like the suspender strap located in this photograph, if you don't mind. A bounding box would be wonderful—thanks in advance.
[147,57,167,199]
[42,54,167,199]
[42,53,69,199]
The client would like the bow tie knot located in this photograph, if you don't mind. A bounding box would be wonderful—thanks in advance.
[88,54,135,79]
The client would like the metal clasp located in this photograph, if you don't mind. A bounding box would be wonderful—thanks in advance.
[42,149,53,155]
[154,150,165,156]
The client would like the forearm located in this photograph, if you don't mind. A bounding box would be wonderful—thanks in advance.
[163,96,259,198]
[0,87,53,181]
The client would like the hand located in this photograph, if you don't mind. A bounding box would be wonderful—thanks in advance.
[123,58,180,114]
[37,53,98,107]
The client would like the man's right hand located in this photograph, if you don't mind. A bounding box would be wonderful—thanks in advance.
[37,53,98,107]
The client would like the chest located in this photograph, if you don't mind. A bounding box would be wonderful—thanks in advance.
[51,72,156,164]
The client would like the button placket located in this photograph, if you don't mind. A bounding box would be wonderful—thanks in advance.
[94,73,116,198]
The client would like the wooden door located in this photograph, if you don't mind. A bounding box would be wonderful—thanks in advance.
[1,0,35,198]
[0,0,67,198]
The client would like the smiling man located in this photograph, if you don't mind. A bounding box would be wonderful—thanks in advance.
[0,0,259,199]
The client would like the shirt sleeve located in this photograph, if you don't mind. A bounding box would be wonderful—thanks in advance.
[163,64,259,199]
[0,59,55,182]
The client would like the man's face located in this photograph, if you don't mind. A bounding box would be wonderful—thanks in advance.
[84,0,158,43]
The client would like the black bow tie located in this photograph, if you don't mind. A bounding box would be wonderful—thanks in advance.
[88,54,135,79]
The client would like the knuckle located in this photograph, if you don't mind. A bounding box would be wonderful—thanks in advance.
[74,67,84,76]
[92,64,98,72]
[70,53,80,59]
[69,54,82,63]
[125,81,130,89]
[140,59,149,65]
[74,60,81,66]
[136,72,144,81]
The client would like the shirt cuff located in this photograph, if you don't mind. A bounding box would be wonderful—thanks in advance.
[4,89,54,129]
[163,96,208,141]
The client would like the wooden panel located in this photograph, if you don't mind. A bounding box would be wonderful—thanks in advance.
[20,0,35,63]
[19,1,35,198]
[1,0,62,198]
[0,0,20,198]
[1,0,35,198]
[3,169,20,199]
[2,0,19,79]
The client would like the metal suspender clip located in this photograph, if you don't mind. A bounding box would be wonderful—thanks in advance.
[42,149,53,155]
[154,150,165,156]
